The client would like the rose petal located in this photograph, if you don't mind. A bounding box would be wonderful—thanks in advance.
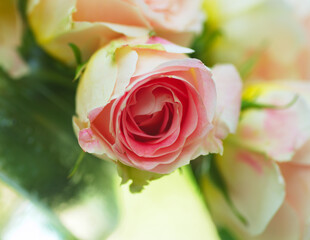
[111,47,139,99]
[203,64,242,154]
[280,162,310,235]
[78,128,105,154]
[249,202,300,240]
[89,105,115,145]
[73,0,150,28]
[76,44,118,121]
[211,64,242,135]
[291,139,310,165]
[131,58,216,123]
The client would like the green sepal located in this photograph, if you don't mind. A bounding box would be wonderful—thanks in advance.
[68,43,82,65]
[148,30,157,37]
[73,62,87,81]
[241,95,298,112]
[68,43,88,81]
[217,227,238,240]
[116,162,164,193]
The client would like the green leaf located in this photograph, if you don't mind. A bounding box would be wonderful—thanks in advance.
[0,68,75,204]
[0,22,120,238]
[0,5,121,238]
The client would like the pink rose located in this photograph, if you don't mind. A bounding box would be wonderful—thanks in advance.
[73,37,242,174]
[202,82,310,240]
[27,0,203,64]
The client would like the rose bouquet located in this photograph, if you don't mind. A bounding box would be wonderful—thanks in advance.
[0,0,309,239]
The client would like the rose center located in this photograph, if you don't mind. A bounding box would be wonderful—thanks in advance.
[127,85,176,139]
[134,103,173,136]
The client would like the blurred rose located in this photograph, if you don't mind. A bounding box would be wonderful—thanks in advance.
[27,0,203,65]
[73,37,242,174]
[0,0,28,77]
[202,82,310,240]
[285,0,310,79]
[201,0,308,81]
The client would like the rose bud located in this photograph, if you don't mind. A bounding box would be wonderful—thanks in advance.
[202,82,310,240]
[27,0,204,65]
[73,37,242,174]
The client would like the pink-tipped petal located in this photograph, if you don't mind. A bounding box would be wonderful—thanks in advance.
[78,128,105,154]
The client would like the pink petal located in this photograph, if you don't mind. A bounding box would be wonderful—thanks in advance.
[280,162,310,235]
[89,104,115,145]
[78,128,105,154]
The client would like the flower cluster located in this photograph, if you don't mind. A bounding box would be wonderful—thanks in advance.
[1,0,309,239]
[26,0,243,182]
[27,0,310,238]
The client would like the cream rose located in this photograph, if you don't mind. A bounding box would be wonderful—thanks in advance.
[285,0,310,80]
[202,82,310,240]
[200,0,307,81]
[73,37,242,174]
[0,0,28,77]
[27,0,203,65]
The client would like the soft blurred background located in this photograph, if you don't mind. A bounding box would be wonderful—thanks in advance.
[0,0,309,239]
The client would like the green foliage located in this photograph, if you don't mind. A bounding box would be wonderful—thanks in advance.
[0,13,119,238]
[190,25,222,66]
[0,64,79,205]
[217,227,238,240]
